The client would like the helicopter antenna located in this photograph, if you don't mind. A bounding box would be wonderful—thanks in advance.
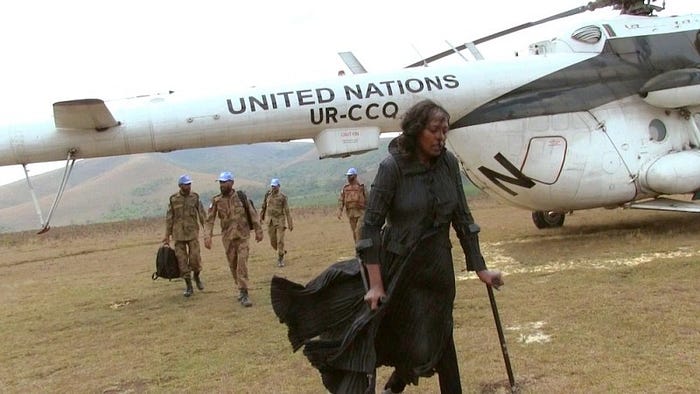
[410,44,429,67]
[445,40,471,62]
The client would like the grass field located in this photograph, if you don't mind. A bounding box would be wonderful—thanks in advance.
[0,198,698,393]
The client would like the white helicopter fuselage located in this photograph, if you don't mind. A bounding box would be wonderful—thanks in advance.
[452,98,700,211]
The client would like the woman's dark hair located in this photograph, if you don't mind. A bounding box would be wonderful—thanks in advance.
[398,99,449,154]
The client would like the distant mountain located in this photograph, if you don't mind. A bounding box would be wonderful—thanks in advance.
[0,141,393,233]
[0,139,480,233]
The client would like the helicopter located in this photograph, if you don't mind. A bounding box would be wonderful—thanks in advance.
[440,0,700,227]
[0,0,698,232]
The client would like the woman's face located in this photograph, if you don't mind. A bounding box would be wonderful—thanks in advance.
[417,110,449,162]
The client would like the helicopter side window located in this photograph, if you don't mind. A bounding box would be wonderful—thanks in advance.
[648,119,667,142]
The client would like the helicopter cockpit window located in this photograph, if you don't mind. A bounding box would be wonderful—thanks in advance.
[571,25,602,44]
[648,119,667,142]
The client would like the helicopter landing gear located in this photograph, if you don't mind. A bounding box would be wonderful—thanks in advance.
[532,211,565,229]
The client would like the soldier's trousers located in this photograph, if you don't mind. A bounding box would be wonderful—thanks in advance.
[223,237,250,290]
[174,239,202,277]
[267,224,286,258]
[346,209,365,243]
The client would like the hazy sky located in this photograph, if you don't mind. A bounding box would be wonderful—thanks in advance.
[0,0,696,185]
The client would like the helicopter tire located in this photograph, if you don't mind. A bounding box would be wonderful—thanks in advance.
[532,211,565,229]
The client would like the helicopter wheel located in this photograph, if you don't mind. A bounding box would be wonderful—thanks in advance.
[531,211,565,229]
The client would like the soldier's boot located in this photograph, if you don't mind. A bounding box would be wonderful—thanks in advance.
[183,277,194,297]
[193,272,204,291]
[277,254,285,267]
[239,289,253,307]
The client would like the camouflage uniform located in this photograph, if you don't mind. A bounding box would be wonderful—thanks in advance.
[338,181,366,242]
[260,189,293,263]
[165,190,206,278]
[205,189,263,294]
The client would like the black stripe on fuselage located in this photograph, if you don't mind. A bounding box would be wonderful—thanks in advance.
[452,29,700,129]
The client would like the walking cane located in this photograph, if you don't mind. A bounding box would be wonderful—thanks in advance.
[487,284,516,393]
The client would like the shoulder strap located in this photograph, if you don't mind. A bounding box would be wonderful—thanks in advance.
[237,190,253,228]
[261,189,271,210]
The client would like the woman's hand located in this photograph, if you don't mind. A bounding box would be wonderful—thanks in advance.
[476,269,504,289]
[363,263,386,310]
[364,286,387,311]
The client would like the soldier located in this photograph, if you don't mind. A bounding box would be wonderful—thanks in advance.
[203,171,263,307]
[260,178,294,267]
[163,174,207,297]
[337,167,366,243]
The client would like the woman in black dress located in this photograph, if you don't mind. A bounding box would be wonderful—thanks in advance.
[271,99,504,393]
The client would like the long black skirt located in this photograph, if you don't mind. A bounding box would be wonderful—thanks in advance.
[271,231,460,393]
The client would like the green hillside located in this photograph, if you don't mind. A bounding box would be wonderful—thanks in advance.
[0,139,480,232]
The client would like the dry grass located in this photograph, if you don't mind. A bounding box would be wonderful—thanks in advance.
[0,198,698,393]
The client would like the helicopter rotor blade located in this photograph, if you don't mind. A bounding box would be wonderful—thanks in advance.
[406,0,615,68]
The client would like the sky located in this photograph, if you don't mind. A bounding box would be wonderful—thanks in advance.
[0,0,696,185]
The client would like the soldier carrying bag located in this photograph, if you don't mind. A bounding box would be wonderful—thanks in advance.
[152,245,180,280]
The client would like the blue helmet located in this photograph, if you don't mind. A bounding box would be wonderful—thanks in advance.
[346,167,358,176]
[270,178,281,187]
[178,174,192,185]
[218,171,234,182]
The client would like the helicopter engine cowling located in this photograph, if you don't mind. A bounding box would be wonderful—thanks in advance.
[640,151,700,195]
[639,68,700,109]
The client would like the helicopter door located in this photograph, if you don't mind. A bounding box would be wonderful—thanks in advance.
[521,136,566,184]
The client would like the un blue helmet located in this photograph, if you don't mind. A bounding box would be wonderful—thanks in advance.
[346,167,358,176]
[178,174,192,185]
[218,171,234,182]
[270,178,281,187]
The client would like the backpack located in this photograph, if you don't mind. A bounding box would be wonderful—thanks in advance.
[152,245,180,280]
[343,183,366,208]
